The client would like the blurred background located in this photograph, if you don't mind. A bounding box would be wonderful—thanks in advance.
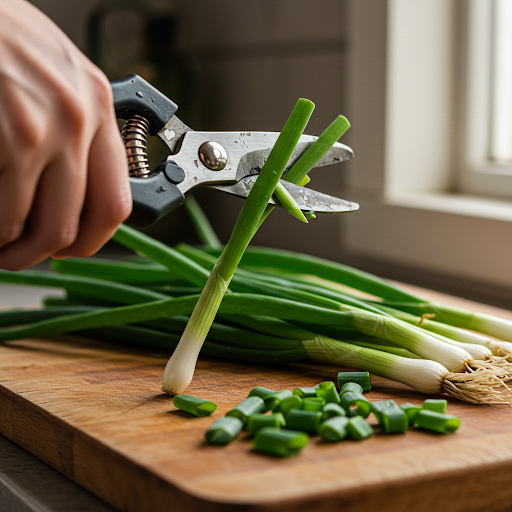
[28,0,512,308]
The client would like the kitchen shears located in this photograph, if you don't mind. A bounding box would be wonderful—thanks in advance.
[111,74,358,227]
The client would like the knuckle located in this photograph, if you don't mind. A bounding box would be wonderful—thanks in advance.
[45,225,79,252]
[0,223,24,247]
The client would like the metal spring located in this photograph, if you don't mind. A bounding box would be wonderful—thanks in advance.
[121,115,151,177]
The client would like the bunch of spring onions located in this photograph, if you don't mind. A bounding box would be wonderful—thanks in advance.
[2,111,512,404]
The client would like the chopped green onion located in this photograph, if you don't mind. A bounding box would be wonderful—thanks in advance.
[413,410,461,434]
[285,409,322,434]
[161,98,315,394]
[302,397,326,412]
[172,394,217,417]
[293,387,317,398]
[315,381,340,404]
[205,417,243,445]
[379,408,409,434]
[337,371,371,391]
[275,395,303,415]
[347,416,373,440]
[263,389,293,411]
[400,403,422,422]
[339,391,371,418]
[318,416,349,442]
[322,403,346,421]
[370,400,399,423]
[248,386,276,399]
[226,396,266,426]
[339,382,364,396]
[422,399,447,413]
[248,413,286,435]
[252,427,308,456]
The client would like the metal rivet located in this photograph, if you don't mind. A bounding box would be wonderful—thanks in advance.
[198,141,228,171]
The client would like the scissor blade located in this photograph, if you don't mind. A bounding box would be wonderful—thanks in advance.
[235,134,353,182]
[206,177,359,214]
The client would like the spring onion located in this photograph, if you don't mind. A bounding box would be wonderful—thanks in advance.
[412,410,461,434]
[252,427,308,457]
[161,98,315,395]
[226,396,266,426]
[422,399,447,413]
[322,403,346,421]
[339,391,371,418]
[285,409,322,435]
[275,395,302,415]
[337,371,372,391]
[339,382,364,395]
[172,394,217,417]
[263,390,293,412]
[248,386,277,399]
[400,403,421,421]
[248,413,286,435]
[318,416,349,442]
[347,416,373,440]
[293,387,317,398]
[301,397,326,412]
[315,381,340,404]
[379,408,409,434]
[371,400,399,423]
[205,416,243,445]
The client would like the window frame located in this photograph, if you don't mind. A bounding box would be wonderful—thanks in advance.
[341,0,512,301]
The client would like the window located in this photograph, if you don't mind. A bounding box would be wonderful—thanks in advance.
[342,0,512,304]
[458,0,512,199]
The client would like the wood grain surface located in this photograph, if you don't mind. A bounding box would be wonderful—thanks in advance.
[1,286,512,512]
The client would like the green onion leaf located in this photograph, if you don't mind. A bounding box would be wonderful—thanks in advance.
[318,416,350,442]
[413,410,461,434]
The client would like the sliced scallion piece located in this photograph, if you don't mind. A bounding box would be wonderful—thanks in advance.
[301,397,326,412]
[263,389,293,412]
[248,386,277,399]
[173,394,217,417]
[275,394,303,415]
[337,371,371,391]
[339,391,371,418]
[400,403,422,422]
[205,416,243,445]
[318,416,349,442]
[248,413,286,435]
[252,427,308,457]
[347,416,373,440]
[422,399,447,413]
[339,382,364,396]
[293,387,317,398]
[413,410,461,434]
[315,381,340,404]
[379,408,409,434]
[285,409,322,435]
[226,396,266,427]
[322,403,346,421]
[370,400,399,423]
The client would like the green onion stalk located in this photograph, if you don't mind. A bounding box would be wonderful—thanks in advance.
[301,336,510,405]
[161,98,315,394]
[372,300,512,353]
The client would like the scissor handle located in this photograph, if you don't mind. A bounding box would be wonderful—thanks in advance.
[111,74,185,227]
[111,73,178,135]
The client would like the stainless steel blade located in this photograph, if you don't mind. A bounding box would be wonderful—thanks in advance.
[167,130,353,197]
[206,177,359,213]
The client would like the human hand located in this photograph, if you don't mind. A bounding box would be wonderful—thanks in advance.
[0,0,131,271]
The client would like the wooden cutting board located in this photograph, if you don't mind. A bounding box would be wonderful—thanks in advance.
[1,286,512,512]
